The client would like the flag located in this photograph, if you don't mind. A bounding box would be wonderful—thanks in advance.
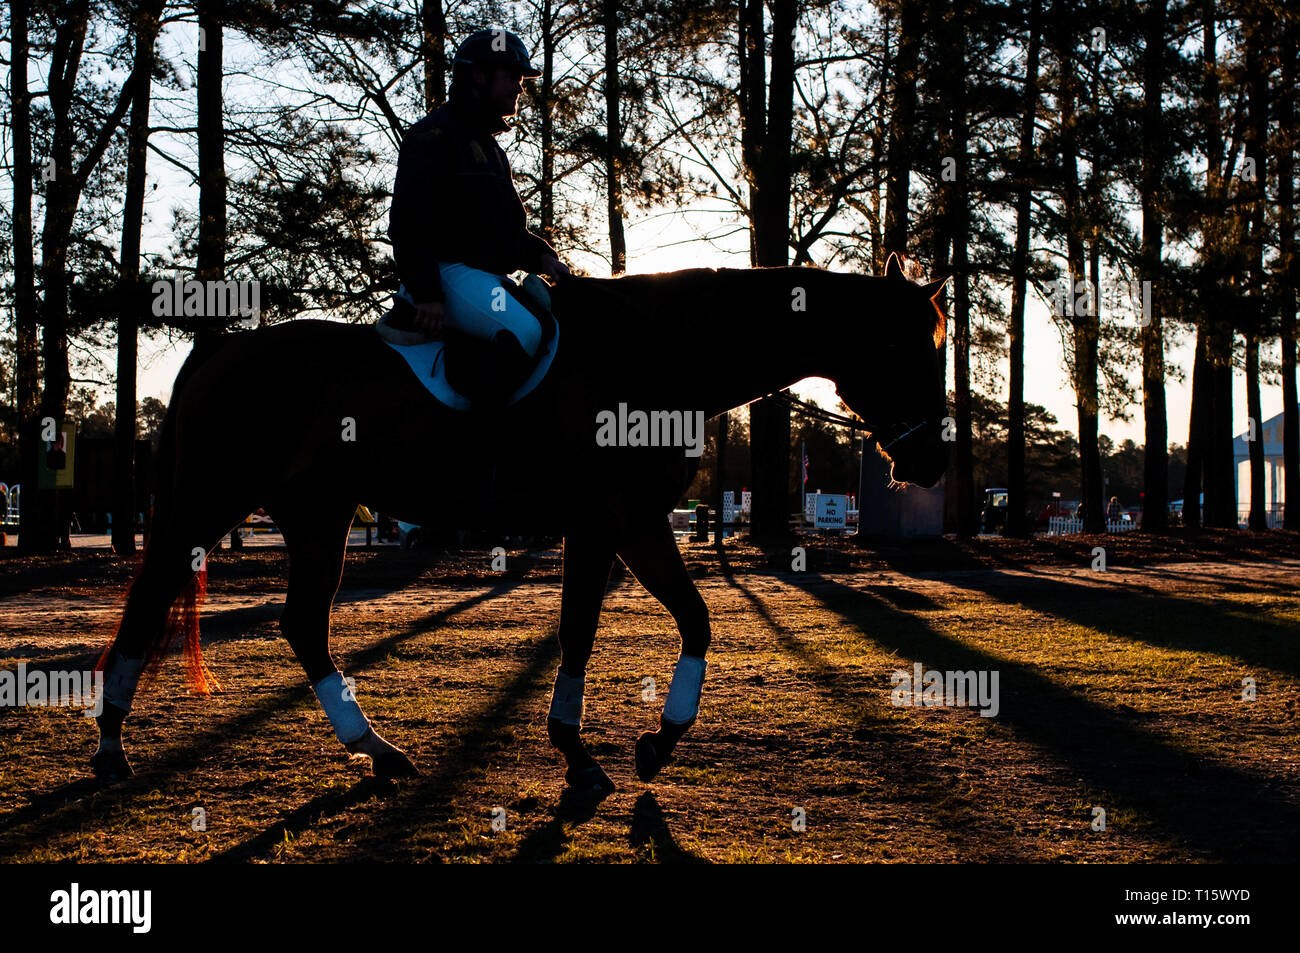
[802,447,809,487]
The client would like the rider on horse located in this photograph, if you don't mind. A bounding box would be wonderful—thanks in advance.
[387,28,570,400]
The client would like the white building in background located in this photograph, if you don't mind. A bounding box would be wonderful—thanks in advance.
[1233,411,1287,528]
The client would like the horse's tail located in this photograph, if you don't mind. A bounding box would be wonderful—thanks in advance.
[162,564,212,695]
[98,334,229,695]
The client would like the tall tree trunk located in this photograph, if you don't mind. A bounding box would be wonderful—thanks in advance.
[949,0,974,537]
[1056,5,1102,533]
[882,0,922,256]
[35,0,95,552]
[928,8,952,534]
[1207,324,1236,527]
[21,0,145,552]
[1280,19,1299,530]
[1139,0,1169,531]
[739,0,766,237]
[539,0,556,243]
[743,0,796,541]
[1080,233,1102,532]
[197,0,226,291]
[1245,336,1265,528]
[197,0,236,546]
[757,0,794,265]
[868,8,892,269]
[11,0,42,552]
[1006,0,1040,538]
[1244,15,1268,531]
[1201,2,1235,528]
[603,0,627,274]
[112,0,165,557]
[422,0,447,111]
[1183,327,1209,527]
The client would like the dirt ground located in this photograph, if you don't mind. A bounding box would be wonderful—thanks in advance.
[1,530,1298,863]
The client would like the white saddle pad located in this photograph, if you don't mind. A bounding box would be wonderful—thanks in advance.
[376,315,559,412]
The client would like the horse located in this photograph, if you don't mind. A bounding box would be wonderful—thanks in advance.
[91,253,949,792]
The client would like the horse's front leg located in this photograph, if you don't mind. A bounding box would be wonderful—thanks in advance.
[617,521,711,781]
[277,502,417,780]
[548,534,617,792]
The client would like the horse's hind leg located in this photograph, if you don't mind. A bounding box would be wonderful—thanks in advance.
[94,511,243,779]
[548,533,617,792]
[616,520,712,782]
[275,498,417,780]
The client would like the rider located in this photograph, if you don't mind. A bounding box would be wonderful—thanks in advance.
[387,28,569,398]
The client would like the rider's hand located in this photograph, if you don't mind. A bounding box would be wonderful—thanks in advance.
[538,255,570,281]
[412,300,445,335]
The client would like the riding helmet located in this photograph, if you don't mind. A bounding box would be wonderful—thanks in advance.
[453,29,542,78]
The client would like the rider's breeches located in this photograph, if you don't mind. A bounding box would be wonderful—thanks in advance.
[397,262,543,358]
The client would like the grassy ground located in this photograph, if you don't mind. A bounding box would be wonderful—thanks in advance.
[1,532,1297,863]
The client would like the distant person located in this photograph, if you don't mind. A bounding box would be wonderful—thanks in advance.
[1107,496,1121,522]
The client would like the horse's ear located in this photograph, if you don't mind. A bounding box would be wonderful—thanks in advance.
[884,252,907,280]
[922,276,951,300]
[923,277,951,349]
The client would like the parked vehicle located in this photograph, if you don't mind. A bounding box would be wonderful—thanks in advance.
[980,488,1008,534]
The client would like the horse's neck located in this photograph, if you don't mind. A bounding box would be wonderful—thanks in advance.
[575,267,851,417]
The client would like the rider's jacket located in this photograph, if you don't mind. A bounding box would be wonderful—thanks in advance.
[388,91,557,305]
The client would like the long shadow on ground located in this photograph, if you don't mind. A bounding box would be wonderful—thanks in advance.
[723,573,1060,861]
[217,566,648,863]
[0,582,518,858]
[930,566,1300,680]
[782,568,1300,862]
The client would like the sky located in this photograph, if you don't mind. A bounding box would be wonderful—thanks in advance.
[20,18,1287,452]
[132,190,1284,452]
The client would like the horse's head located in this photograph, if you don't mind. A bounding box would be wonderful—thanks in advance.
[831,253,950,489]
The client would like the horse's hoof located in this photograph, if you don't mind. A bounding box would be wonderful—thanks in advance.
[565,763,616,793]
[635,731,672,782]
[372,748,419,780]
[91,748,134,781]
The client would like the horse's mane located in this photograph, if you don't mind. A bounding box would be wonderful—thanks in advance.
[549,269,737,347]
[552,265,946,351]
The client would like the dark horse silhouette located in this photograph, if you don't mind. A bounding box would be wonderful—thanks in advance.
[92,254,949,791]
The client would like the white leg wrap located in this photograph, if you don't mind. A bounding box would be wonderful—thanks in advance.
[312,672,370,745]
[548,670,585,726]
[102,651,145,713]
[662,654,707,725]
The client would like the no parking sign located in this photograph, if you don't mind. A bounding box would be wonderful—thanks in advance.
[814,493,848,529]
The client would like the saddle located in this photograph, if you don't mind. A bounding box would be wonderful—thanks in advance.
[376,274,559,412]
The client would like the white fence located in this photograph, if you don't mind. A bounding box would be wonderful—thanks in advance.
[1047,516,1138,536]
[1238,506,1284,529]
[0,484,18,524]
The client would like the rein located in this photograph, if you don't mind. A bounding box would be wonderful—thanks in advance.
[763,390,932,451]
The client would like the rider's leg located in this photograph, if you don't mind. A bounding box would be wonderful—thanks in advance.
[436,262,544,357]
